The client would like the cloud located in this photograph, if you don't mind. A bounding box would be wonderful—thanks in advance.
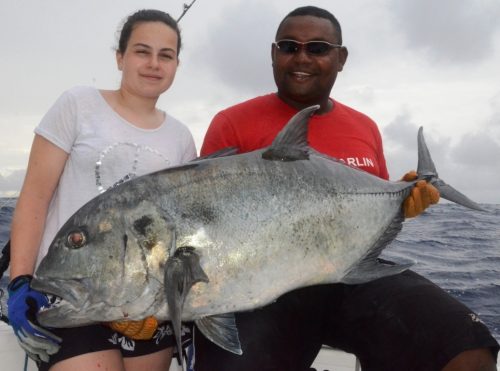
[446,146,500,205]
[188,0,278,95]
[383,112,450,179]
[486,92,500,138]
[388,0,500,64]
[446,94,500,202]
[451,132,500,167]
[382,109,500,204]
[1,0,499,204]
[0,170,25,197]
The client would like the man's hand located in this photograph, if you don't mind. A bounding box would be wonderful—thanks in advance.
[107,316,158,340]
[401,170,440,218]
[7,275,62,362]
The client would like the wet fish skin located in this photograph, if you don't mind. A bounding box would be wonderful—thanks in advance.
[31,105,483,357]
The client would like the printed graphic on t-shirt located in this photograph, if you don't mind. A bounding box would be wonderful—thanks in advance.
[332,156,378,176]
[339,156,375,170]
[95,142,170,193]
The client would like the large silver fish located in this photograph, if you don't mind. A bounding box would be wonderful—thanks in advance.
[31,105,483,358]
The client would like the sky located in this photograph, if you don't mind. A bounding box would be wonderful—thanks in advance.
[0,0,499,203]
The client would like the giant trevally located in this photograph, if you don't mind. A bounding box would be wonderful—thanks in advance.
[31,105,484,359]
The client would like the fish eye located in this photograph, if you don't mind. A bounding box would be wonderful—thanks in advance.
[66,230,87,249]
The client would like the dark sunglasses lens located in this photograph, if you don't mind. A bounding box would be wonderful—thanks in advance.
[277,40,299,53]
[306,42,331,55]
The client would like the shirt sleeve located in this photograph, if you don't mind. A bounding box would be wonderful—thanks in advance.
[200,111,239,156]
[34,90,79,154]
[374,127,389,180]
[182,132,198,163]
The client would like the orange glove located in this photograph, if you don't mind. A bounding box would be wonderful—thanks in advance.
[107,316,158,340]
[401,170,440,218]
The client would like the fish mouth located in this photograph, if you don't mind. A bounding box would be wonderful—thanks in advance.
[31,277,90,310]
[31,277,102,328]
[31,277,161,327]
[37,297,94,328]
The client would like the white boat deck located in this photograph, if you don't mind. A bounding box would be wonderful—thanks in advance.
[1,323,36,371]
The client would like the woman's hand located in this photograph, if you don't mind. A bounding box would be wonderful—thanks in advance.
[7,275,62,362]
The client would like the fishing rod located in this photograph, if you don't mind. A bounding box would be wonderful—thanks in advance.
[177,0,198,22]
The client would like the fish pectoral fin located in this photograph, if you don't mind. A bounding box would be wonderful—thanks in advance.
[342,212,413,284]
[195,313,242,355]
[342,259,413,284]
[164,246,209,367]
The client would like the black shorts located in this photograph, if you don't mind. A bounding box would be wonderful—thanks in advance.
[192,270,499,371]
[38,322,191,371]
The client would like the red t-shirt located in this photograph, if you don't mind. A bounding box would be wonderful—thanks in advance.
[201,94,389,180]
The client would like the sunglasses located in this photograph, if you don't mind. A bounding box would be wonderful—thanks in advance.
[274,39,342,56]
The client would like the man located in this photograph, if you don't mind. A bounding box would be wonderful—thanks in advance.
[193,6,499,371]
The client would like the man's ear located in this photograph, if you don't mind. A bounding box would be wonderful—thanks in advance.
[337,46,348,72]
[271,43,277,66]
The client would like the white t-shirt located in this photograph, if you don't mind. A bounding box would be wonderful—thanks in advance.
[34,86,197,264]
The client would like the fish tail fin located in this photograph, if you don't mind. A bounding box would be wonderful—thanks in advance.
[416,127,486,212]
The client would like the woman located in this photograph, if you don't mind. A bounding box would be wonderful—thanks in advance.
[7,9,196,371]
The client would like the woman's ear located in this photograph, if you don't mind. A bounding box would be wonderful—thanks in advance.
[116,51,124,71]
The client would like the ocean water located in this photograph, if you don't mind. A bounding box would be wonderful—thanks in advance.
[0,198,499,343]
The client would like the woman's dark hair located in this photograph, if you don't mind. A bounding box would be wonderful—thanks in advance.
[117,9,181,56]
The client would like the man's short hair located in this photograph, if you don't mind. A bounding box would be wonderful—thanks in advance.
[276,6,343,44]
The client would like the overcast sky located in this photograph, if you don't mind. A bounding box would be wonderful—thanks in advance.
[1,0,499,204]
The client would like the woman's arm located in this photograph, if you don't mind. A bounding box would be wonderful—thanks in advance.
[9,134,69,279]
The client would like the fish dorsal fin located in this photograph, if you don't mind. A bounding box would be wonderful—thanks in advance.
[262,105,319,161]
[193,147,239,161]
[195,313,242,355]
[164,246,209,368]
